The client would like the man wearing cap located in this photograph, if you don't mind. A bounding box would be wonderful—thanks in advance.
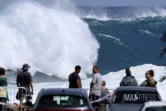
[16,64,33,111]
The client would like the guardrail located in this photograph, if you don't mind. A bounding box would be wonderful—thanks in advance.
[0,87,28,111]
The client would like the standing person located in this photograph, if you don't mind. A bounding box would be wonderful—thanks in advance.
[101,81,112,103]
[68,65,81,88]
[101,81,112,97]
[16,64,33,111]
[89,66,103,111]
[120,68,138,86]
[140,70,157,87]
[0,67,8,110]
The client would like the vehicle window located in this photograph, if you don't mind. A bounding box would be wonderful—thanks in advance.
[146,107,166,111]
[113,91,161,104]
[37,95,88,108]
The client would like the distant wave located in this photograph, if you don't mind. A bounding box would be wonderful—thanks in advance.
[81,6,166,21]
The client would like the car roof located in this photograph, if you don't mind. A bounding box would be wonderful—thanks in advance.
[144,101,166,107]
[115,86,158,92]
[41,88,87,96]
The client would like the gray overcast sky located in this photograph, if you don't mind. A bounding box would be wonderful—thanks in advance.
[73,0,166,6]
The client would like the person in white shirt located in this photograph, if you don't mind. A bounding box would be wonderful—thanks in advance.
[89,66,103,110]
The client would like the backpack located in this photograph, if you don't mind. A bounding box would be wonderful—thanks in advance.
[100,89,110,104]
[121,76,135,86]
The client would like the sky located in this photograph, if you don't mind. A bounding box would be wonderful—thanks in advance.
[73,0,166,6]
[0,0,166,8]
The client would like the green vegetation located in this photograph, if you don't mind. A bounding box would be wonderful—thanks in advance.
[160,31,166,57]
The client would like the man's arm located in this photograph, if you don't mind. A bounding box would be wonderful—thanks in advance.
[68,74,72,81]
[90,82,95,93]
[30,82,34,94]
[120,78,124,86]
[75,75,81,88]
[29,73,34,94]
[90,75,96,92]
[16,75,20,87]
[133,78,138,86]
[90,82,95,88]
[76,80,81,88]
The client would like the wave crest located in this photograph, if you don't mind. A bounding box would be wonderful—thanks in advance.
[82,6,166,21]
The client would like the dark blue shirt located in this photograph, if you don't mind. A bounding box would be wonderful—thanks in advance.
[69,72,81,88]
[16,71,32,87]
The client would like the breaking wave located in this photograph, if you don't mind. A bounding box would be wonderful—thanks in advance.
[0,0,99,79]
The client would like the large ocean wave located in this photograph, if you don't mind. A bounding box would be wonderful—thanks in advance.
[81,6,166,21]
[0,0,99,79]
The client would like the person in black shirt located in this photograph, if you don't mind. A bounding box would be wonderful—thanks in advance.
[16,64,33,111]
[68,66,81,88]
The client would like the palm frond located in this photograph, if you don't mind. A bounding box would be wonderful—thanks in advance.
[160,47,166,58]
[162,31,166,42]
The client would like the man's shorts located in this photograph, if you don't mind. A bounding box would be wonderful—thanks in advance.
[16,87,31,100]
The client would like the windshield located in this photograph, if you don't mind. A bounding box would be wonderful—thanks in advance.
[146,107,166,111]
[113,91,161,104]
[37,95,88,108]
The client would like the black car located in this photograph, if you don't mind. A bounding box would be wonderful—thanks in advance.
[32,88,93,111]
[109,86,162,111]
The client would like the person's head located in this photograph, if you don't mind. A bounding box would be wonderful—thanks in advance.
[75,65,81,73]
[0,67,5,76]
[102,81,106,86]
[146,70,154,79]
[93,66,99,74]
[22,63,30,72]
[125,68,132,76]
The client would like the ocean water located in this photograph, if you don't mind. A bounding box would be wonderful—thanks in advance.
[0,0,166,103]
[81,6,166,74]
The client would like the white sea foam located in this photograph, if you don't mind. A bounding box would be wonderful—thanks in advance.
[139,29,156,37]
[83,6,166,21]
[0,0,99,79]
[85,14,110,21]
[99,34,124,45]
